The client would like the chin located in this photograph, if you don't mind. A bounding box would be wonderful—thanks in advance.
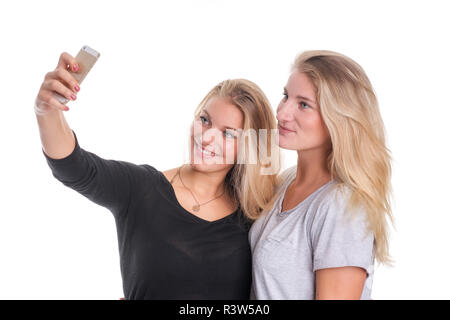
[188,161,232,174]
[188,152,232,173]
[277,136,300,150]
[189,161,213,171]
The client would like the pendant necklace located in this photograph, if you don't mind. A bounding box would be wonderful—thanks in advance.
[173,164,225,212]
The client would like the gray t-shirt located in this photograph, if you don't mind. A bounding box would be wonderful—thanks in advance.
[249,166,375,300]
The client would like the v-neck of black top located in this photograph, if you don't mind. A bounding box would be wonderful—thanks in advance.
[155,169,239,225]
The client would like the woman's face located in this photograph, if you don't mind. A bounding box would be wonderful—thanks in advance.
[276,71,331,151]
[189,96,244,172]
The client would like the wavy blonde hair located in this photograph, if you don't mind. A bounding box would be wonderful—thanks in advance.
[193,79,281,220]
[292,50,394,265]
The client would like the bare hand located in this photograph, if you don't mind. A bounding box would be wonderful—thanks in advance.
[35,52,81,115]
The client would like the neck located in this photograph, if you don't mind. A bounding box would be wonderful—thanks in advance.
[294,145,332,187]
[180,165,228,198]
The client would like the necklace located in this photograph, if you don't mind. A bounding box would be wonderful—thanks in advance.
[173,164,226,212]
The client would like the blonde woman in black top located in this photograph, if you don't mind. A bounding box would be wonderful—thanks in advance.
[35,51,280,299]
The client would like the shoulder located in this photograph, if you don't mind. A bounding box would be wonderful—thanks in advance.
[124,163,162,190]
[161,167,179,184]
[309,182,372,239]
[126,162,159,178]
[310,181,351,214]
[308,182,375,273]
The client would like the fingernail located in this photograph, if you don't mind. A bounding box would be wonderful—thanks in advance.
[74,85,80,92]
[64,106,70,111]
[73,64,78,71]
[71,94,77,100]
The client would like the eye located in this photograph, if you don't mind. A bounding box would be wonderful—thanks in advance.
[199,115,209,125]
[224,130,235,139]
[299,102,311,109]
[282,92,288,101]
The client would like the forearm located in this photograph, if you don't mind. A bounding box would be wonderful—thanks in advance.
[36,108,75,159]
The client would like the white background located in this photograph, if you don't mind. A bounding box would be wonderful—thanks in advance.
[1,0,449,299]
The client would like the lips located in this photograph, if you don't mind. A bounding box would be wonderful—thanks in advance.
[193,139,219,158]
[278,124,296,134]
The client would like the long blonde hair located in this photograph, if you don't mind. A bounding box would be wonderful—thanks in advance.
[194,79,281,220]
[292,50,394,265]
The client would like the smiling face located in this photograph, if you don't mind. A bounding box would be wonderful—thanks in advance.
[189,96,244,172]
[276,71,331,151]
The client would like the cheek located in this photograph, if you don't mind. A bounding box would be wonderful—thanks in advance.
[312,115,329,138]
[276,101,292,120]
[191,120,205,138]
[190,122,202,153]
[223,138,238,159]
[299,114,330,143]
[294,112,319,131]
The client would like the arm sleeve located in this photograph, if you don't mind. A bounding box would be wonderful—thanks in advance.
[310,190,375,273]
[42,129,153,219]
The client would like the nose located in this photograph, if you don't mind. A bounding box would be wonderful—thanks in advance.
[192,121,214,145]
[201,127,219,146]
[276,100,296,123]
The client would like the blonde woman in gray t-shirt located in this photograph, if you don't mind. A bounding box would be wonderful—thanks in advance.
[249,50,394,300]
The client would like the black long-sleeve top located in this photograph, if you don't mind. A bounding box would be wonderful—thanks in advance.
[42,130,252,299]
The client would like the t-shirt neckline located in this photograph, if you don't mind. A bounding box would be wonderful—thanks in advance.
[277,176,335,215]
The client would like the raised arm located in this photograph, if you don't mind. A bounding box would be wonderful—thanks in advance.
[35,51,155,219]
[35,52,80,159]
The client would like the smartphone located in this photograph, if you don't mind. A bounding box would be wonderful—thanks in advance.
[54,45,100,104]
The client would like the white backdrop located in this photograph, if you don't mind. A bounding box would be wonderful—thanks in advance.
[1,0,449,299]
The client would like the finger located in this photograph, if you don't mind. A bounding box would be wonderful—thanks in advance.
[43,79,77,102]
[56,52,79,73]
[40,91,70,112]
[47,68,80,92]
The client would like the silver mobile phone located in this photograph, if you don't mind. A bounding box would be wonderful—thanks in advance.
[54,45,100,104]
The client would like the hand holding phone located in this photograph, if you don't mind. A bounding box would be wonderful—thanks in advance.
[34,45,100,115]
[54,45,100,104]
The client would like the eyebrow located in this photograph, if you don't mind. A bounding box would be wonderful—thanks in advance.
[203,110,238,131]
[283,87,316,105]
